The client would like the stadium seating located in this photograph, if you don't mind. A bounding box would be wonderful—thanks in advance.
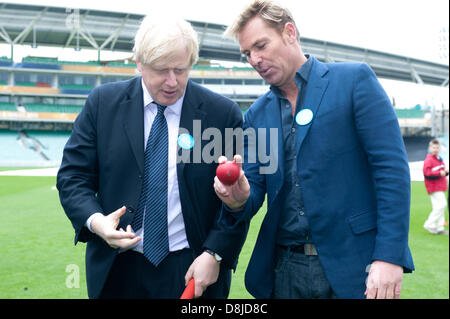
[58,84,93,95]
[23,104,83,113]
[0,130,70,166]
[26,130,71,163]
[0,56,13,67]
[0,85,59,94]
[12,57,138,75]
[0,130,51,166]
[0,55,266,117]
[0,102,17,111]
[107,62,137,68]
[18,57,60,70]
[394,108,426,118]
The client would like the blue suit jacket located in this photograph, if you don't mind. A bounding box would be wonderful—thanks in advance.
[221,56,414,298]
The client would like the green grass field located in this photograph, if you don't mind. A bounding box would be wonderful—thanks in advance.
[0,174,448,299]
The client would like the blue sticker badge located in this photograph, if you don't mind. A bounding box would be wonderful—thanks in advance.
[296,109,314,126]
[177,133,195,149]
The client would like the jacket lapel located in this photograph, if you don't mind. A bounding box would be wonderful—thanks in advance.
[177,81,207,180]
[263,92,285,194]
[296,57,329,156]
[122,77,145,174]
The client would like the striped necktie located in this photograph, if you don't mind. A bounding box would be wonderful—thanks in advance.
[131,103,169,266]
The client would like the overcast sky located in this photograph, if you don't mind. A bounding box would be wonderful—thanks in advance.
[1,0,449,64]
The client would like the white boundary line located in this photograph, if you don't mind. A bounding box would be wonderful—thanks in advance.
[0,162,444,182]
[0,167,59,176]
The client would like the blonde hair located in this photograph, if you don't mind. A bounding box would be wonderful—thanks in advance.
[225,0,300,42]
[133,14,199,68]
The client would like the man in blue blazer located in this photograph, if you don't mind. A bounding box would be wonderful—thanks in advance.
[57,15,247,298]
[215,0,414,299]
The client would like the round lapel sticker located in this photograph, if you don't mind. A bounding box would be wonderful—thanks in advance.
[296,109,314,126]
[177,133,195,149]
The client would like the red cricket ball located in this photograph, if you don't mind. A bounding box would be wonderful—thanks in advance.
[216,160,240,185]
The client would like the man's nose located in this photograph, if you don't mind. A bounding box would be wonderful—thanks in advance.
[166,71,177,87]
[248,53,262,68]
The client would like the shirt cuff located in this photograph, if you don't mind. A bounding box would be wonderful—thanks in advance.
[85,212,104,233]
[223,203,246,220]
[224,203,244,212]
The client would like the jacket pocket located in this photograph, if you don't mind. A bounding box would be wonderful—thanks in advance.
[346,210,377,234]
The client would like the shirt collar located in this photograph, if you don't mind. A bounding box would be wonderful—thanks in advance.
[297,54,313,83]
[141,78,184,116]
[270,54,313,98]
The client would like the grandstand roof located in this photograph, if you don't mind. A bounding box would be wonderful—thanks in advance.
[0,2,448,86]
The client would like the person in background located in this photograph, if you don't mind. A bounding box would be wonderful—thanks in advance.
[423,139,449,235]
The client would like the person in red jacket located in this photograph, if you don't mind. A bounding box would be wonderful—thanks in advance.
[423,139,449,235]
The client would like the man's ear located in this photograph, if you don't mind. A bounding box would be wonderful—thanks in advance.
[283,22,297,44]
[136,59,143,72]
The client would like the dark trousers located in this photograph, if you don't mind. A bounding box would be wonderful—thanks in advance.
[100,249,231,299]
[272,246,337,299]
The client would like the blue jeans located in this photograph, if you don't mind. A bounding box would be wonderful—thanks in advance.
[272,246,337,299]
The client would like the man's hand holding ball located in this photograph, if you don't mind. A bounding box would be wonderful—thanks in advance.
[214,155,250,210]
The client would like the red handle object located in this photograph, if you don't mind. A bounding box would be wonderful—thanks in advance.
[180,278,195,299]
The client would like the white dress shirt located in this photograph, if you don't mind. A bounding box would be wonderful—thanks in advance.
[86,79,189,253]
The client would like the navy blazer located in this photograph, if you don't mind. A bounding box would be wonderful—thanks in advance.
[57,78,248,298]
[220,56,414,299]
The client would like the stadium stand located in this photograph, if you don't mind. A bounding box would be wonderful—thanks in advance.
[0,53,447,167]
[0,4,447,168]
[0,130,69,166]
[395,109,426,119]
[23,104,83,114]
[0,54,270,166]
[0,56,13,67]
[0,102,17,111]
[25,130,71,163]
[0,55,267,111]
